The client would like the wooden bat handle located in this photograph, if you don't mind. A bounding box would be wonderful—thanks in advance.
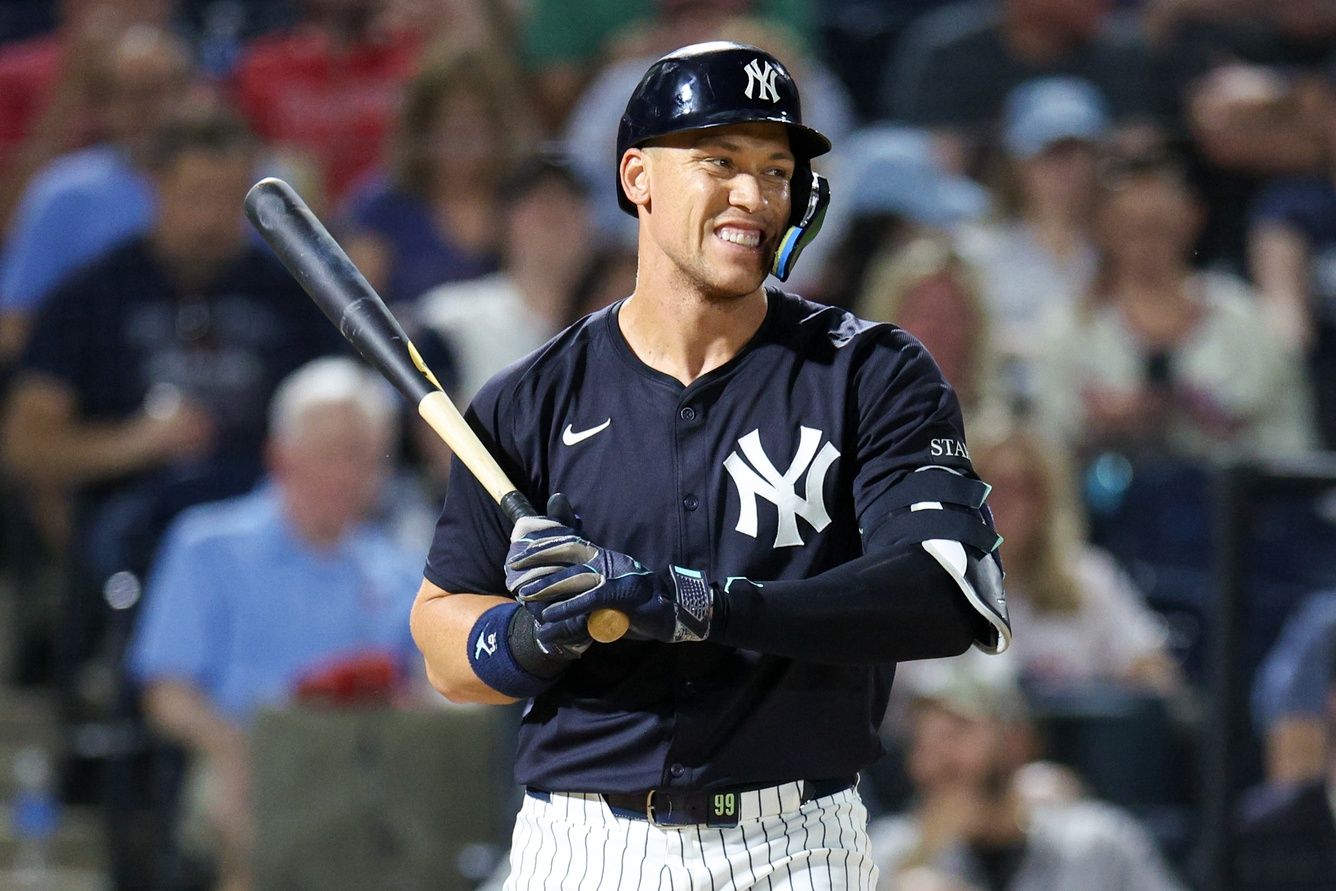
[417,392,630,644]
[585,610,632,644]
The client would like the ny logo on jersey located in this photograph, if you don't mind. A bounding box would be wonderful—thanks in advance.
[724,427,840,547]
[743,58,781,103]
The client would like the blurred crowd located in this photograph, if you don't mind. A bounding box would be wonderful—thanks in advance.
[0,0,1334,889]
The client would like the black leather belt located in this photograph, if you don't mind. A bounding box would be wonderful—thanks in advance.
[529,777,855,828]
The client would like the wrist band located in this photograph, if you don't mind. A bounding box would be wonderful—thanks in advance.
[466,602,563,699]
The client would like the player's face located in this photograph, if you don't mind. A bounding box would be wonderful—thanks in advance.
[643,122,794,299]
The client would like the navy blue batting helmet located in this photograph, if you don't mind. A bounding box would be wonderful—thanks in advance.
[615,41,832,280]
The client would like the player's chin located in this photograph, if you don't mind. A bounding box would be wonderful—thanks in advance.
[702,267,768,302]
[703,250,772,296]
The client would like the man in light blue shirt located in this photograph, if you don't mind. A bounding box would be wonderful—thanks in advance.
[127,356,421,890]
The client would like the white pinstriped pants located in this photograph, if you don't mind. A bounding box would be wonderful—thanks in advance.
[502,785,879,890]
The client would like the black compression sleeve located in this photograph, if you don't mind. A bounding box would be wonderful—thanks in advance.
[709,548,982,664]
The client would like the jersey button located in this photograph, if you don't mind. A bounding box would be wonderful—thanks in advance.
[669,763,686,778]
[679,406,697,422]
[683,494,699,511]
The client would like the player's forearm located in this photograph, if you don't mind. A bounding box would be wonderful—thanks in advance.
[710,549,979,664]
[410,580,519,705]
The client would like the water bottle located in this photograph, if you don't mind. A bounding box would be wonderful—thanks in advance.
[10,746,60,889]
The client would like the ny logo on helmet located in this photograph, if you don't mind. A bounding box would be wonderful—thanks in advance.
[743,58,781,103]
[724,427,840,547]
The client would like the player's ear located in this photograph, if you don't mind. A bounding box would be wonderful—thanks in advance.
[621,148,651,211]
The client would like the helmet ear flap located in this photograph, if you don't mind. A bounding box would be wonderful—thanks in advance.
[771,168,829,282]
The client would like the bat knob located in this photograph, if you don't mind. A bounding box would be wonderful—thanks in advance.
[587,609,630,643]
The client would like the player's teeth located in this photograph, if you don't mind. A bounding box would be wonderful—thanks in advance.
[718,229,761,247]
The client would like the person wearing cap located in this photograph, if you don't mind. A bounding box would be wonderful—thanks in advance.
[409,41,1011,888]
[870,655,1185,891]
[408,40,1010,886]
[881,0,1166,171]
[818,124,990,309]
[1235,641,1336,890]
[955,77,1109,391]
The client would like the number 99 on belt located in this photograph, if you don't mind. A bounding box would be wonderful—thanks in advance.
[709,792,737,825]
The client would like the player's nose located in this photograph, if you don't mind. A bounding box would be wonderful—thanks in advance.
[727,172,765,213]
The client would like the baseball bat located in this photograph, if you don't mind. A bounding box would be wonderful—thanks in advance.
[243,177,629,644]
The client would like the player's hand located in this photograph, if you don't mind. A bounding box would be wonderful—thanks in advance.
[505,493,596,653]
[507,523,715,645]
[505,492,593,602]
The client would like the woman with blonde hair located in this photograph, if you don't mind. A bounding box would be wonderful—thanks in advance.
[341,43,533,306]
[971,422,1183,694]
[857,237,1007,424]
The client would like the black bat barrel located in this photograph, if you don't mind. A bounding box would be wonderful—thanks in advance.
[244,177,437,404]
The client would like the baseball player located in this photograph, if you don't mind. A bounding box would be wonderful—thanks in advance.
[410,41,1011,890]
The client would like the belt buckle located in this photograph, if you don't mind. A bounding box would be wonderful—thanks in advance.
[645,790,662,826]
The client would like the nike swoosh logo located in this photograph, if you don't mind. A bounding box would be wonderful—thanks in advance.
[561,419,611,446]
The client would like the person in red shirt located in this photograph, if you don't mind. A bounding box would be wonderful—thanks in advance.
[230,0,425,207]
[0,0,173,233]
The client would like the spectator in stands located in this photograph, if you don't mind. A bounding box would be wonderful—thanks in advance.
[968,422,1183,694]
[1034,153,1315,463]
[819,125,989,309]
[956,77,1107,370]
[340,45,531,307]
[568,243,641,321]
[416,153,594,407]
[1252,590,1336,785]
[0,25,194,365]
[883,0,1168,171]
[870,655,1185,890]
[1234,642,1336,890]
[857,237,1005,424]
[0,106,337,702]
[1159,0,1335,266]
[0,0,174,235]
[1248,71,1336,448]
[229,0,425,207]
[128,356,422,891]
[523,0,814,133]
[817,0,960,123]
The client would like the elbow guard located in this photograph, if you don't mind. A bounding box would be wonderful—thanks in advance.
[870,466,1012,654]
[921,539,1011,654]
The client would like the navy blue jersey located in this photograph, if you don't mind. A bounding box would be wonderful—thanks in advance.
[425,289,983,793]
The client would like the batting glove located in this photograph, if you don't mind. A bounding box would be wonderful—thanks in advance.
[506,522,715,645]
[505,494,595,655]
